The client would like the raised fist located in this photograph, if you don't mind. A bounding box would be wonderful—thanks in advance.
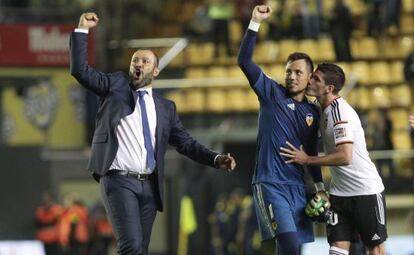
[78,12,99,30]
[252,5,272,23]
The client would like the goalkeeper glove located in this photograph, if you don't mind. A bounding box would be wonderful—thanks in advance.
[305,193,331,223]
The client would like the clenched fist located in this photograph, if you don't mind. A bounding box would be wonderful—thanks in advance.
[78,12,99,30]
[252,5,272,23]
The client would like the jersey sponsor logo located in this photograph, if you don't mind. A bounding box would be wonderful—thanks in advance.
[334,127,347,139]
[306,113,314,126]
[371,233,381,241]
[287,103,295,110]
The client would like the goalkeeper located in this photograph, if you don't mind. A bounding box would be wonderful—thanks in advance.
[280,63,387,255]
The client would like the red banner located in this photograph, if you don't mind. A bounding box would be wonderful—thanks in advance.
[0,24,94,67]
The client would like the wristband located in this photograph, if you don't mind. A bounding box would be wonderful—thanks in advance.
[314,182,325,192]
[248,20,261,32]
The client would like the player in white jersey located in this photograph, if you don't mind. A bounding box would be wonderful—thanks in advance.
[280,63,387,255]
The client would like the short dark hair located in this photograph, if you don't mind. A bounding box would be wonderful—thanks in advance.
[315,63,346,94]
[286,52,314,73]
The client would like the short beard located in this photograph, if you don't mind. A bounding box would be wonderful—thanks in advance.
[131,73,153,89]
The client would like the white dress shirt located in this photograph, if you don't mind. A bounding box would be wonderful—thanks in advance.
[109,88,157,173]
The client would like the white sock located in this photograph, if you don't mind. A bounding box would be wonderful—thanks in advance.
[329,246,349,255]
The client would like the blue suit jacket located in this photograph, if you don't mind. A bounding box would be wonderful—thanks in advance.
[70,32,218,211]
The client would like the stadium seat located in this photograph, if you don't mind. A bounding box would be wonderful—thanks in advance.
[371,87,391,108]
[206,88,226,112]
[208,66,228,78]
[355,87,370,109]
[278,39,299,61]
[403,0,414,12]
[185,88,205,112]
[253,41,279,63]
[227,65,247,80]
[245,89,259,111]
[187,43,214,65]
[351,61,371,85]
[298,39,319,61]
[396,36,413,58]
[267,64,285,81]
[390,61,405,83]
[390,84,411,107]
[185,67,206,79]
[391,131,411,150]
[317,37,336,61]
[370,61,391,84]
[164,90,187,113]
[226,87,247,111]
[400,13,414,34]
[388,109,409,130]
[356,37,379,59]
[229,20,242,45]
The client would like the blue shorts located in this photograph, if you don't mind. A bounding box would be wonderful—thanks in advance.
[252,182,314,244]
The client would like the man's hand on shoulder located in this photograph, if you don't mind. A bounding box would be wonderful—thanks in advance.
[252,5,272,23]
[216,153,236,172]
[78,12,99,30]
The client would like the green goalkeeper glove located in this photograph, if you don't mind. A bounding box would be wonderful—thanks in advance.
[305,193,330,222]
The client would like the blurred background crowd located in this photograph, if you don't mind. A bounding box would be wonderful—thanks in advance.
[0,0,413,254]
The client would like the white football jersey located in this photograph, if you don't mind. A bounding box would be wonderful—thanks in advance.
[320,98,384,196]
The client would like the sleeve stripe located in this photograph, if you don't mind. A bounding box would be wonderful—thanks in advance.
[333,120,348,126]
[335,141,353,146]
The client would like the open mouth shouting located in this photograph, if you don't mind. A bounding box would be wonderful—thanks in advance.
[135,69,142,80]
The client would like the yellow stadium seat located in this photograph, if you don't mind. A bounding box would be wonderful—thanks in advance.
[187,43,214,65]
[278,40,299,61]
[388,109,409,130]
[390,61,405,83]
[208,66,227,78]
[356,37,379,59]
[396,36,414,58]
[164,90,187,113]
[245,88,259,111]
[337,62,352,80]
[371,87,391,108]
[206,88,226,112]
[298,39,319,61]
[229,20,242,45]
[317,37,336,61]
[351,61,371,85]
[253,41,279,63]
[268,64,286,81]
[186,89,205,112]
[356,87,370,109]
[169,52,185,67]
[390,84,411,107]
[348,0,365,16]
[226,88,247,111]
[227,66,247,80]
[400,14,414,34]
[185,67,206,79]
[370,61,391,84]
[391,131,411,150]
[403,0,414,12]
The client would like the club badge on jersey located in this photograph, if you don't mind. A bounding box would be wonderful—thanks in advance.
[306,113,314,127]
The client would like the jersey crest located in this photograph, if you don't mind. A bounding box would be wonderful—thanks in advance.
[306,113,314,127]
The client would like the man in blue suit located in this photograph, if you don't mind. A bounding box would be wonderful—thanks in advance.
[70,12,237,255]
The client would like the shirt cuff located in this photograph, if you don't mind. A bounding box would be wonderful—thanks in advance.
[248,20,261,32]
[214,154,221,168]
[314,182,326,192]
[74,28,89,34]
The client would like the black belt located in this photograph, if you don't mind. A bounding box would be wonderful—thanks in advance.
[106,170,155,181]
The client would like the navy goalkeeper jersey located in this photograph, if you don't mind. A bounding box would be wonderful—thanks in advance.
[252,72,320,185]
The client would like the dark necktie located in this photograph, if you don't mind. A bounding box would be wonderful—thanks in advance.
[138,90,156,171]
